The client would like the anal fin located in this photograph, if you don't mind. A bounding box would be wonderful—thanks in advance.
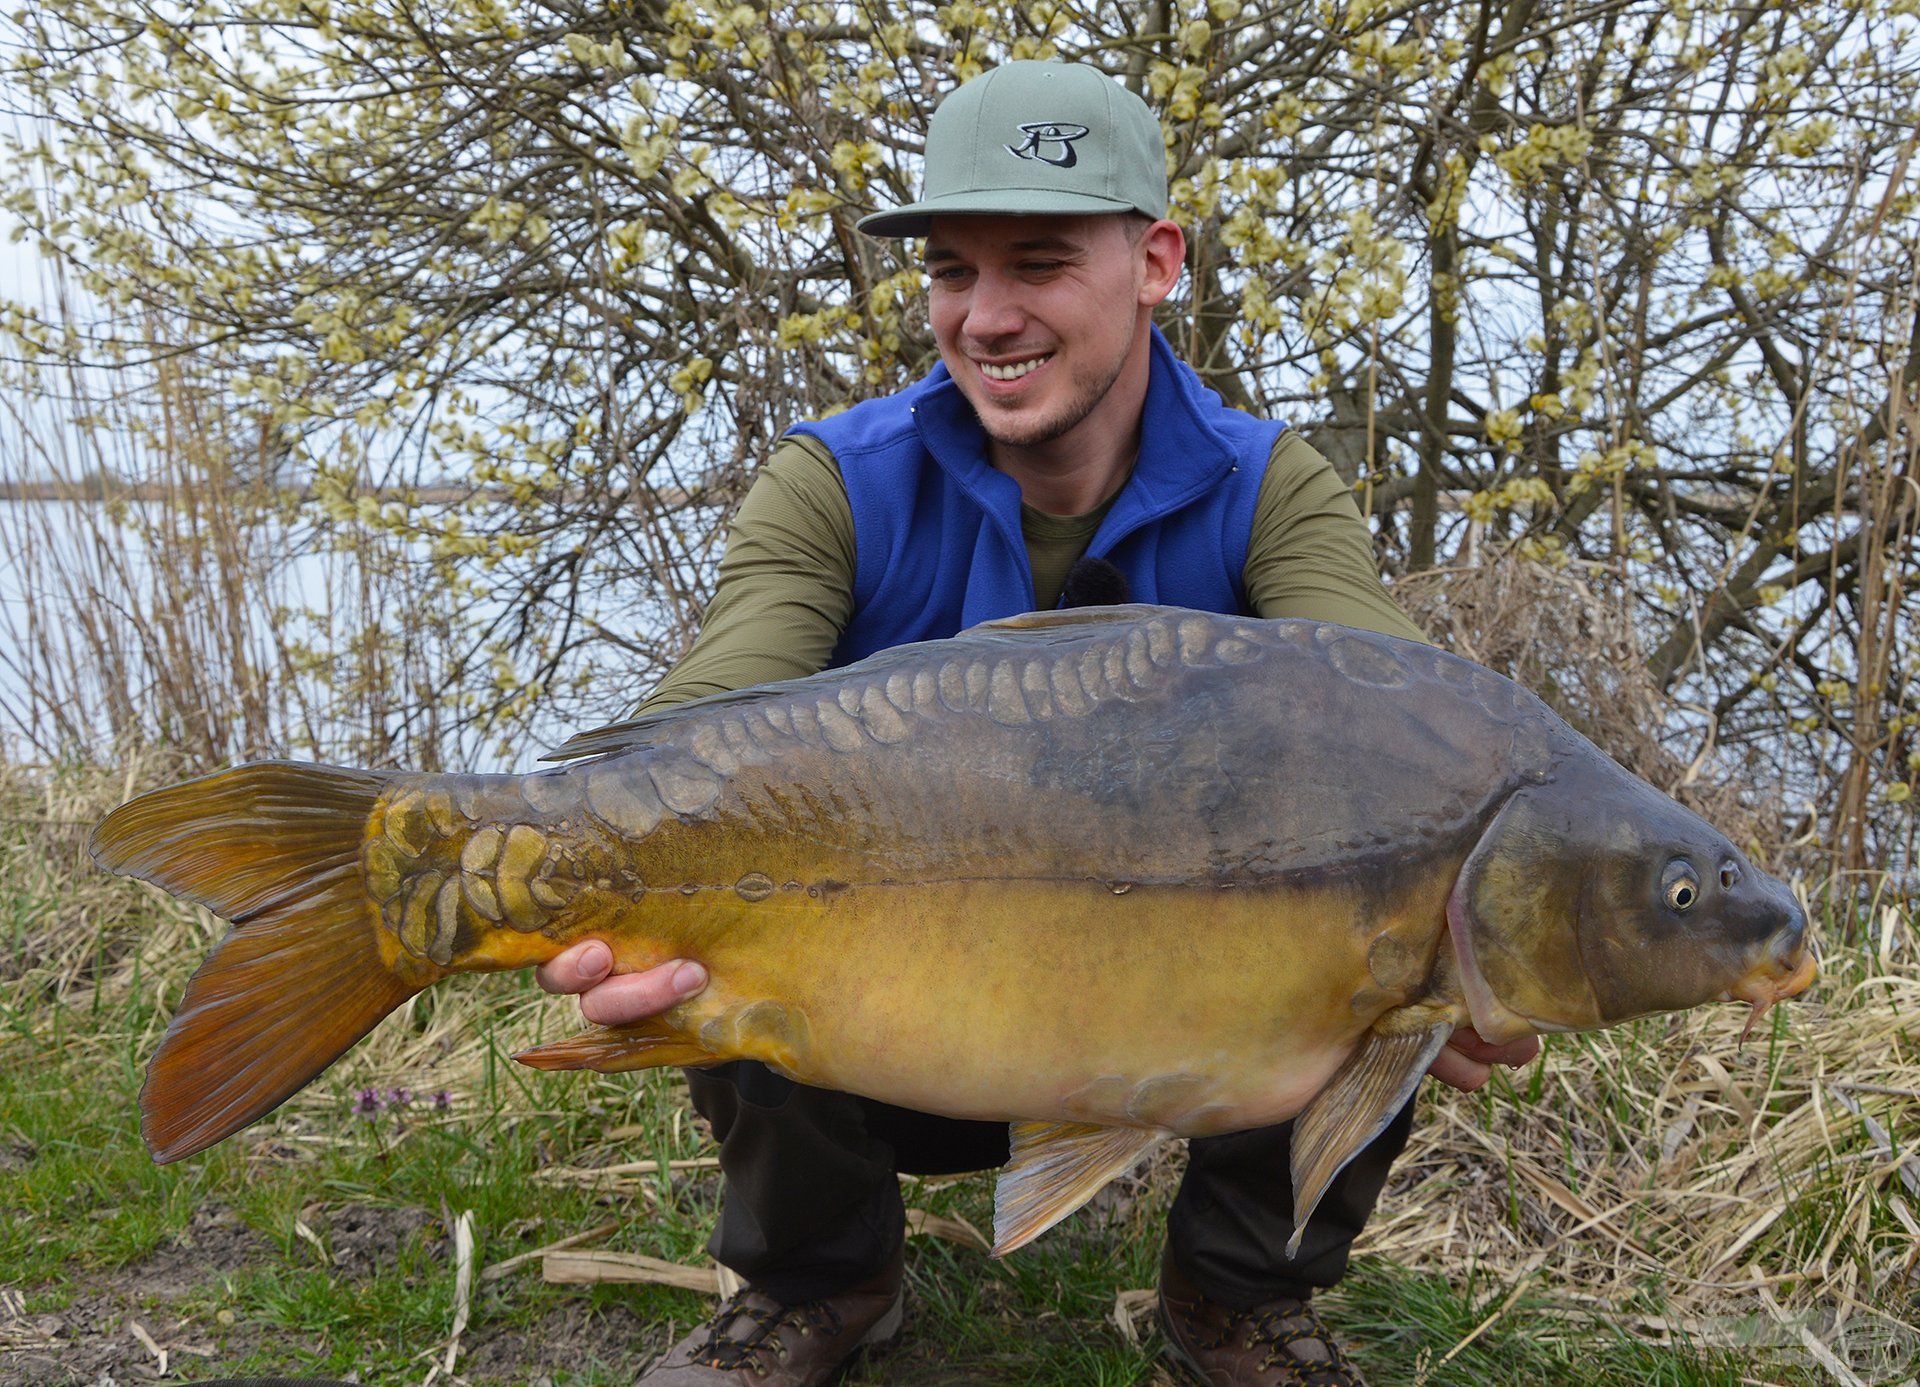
[993,1121,1165,1256]
[514,1018,722,1073]
[1288,1020,1453,1257]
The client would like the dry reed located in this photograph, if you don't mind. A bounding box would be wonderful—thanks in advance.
[0,308,482,774]
[1372,921,1918,1380]
[1394,557,1774,857]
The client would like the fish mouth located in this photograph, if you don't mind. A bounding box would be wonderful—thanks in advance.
[1729,944,1818,1044]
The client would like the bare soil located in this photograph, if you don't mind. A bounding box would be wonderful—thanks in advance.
[1,1226,1162,1387]
[457,1300,660,1385]
[4,1201,684,1386]
[1,1206,279,1385]
[306,1201,444,1278]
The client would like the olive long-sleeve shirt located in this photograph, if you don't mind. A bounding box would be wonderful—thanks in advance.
[637,429,1423,714]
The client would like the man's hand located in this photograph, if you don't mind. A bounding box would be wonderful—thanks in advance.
[1427,1025,1540,1092]
[535,940,709,1027]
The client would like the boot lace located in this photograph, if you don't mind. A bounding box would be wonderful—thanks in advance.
[696,1292,846,1374]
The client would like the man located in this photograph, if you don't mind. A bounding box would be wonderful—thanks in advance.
[539,60,1537,1387]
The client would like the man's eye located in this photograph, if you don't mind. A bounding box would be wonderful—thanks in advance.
[1022,261,1064,273]
[928,266,969,282]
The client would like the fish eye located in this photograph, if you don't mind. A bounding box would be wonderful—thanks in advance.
[1662,860,1701,913]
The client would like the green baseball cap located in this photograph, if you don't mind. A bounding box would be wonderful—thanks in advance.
[856,60,1168,238]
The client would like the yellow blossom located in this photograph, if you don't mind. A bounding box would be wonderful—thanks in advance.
[1485,408,1524,450]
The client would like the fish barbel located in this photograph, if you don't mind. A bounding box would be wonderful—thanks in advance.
[90,606,1815,1254]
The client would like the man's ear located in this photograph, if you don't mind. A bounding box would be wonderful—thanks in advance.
[1138,219,1186,307]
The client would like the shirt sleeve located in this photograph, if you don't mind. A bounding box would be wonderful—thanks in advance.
[1242,431,1429,644]
[635,434,857,713]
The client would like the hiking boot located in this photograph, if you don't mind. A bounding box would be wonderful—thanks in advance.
[1156,1249,1368,1387]
[637,1247,905,1385]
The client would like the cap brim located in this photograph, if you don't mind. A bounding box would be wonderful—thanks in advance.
[856,188,1145,238]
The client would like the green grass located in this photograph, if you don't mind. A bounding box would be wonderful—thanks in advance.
[0,986,1835,1386]
[1,974,724,1383]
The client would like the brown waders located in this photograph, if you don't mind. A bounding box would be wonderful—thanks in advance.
[684,1060,1414,1308]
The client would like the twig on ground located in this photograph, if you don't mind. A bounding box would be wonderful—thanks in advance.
[127,1319,166,1378]
[544,1250,722,1294]
[425,1209,474,1385]
[904,1207,991,1252]
[479,1219,619,1283]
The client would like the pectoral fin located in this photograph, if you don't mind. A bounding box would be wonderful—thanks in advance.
[992,1121,1166,1256]
[1288,1020,1453,1257]
[513,1018,722,1073]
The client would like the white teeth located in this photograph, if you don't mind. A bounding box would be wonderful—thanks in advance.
[979,354,1052,381]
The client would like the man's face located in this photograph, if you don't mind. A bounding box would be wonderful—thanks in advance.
[923,214,1152,449]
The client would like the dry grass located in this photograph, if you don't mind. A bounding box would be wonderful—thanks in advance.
[1395,556,1775,855]
[1371,916,1919,1380]
[1074,903,1920,1382]
[0,317,487,774]
[5,744,1916,1383]
[1375,556,1919,1379]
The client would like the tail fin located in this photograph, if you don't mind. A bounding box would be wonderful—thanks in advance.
[90,762,421,1163]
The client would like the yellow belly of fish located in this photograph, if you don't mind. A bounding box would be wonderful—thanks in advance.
[566,874,1449,1137]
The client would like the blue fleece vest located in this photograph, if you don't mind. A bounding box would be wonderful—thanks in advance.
[788,325,1283,666]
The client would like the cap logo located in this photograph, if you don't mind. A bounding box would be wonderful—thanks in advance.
[1006,121,1090,168]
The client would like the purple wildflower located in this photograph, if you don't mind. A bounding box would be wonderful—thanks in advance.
[352,1087,382,1118]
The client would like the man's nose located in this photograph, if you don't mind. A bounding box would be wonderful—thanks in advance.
[961,270,1025,345]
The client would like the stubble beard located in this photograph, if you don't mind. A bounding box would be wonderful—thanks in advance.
[974,343,1132,450]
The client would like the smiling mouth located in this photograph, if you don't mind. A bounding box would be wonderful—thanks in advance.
[976,353,1053,382]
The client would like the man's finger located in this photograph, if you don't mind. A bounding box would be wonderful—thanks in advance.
[1484,1034,1542,1068]
[536,939,613,995]
[579,960,709,1028]
[1444,1026,1542,1069]
[1459,1034,1540,1068]
[1427,1045,1491,1093]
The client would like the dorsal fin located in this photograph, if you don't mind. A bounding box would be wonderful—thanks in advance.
[968,602,1179,633]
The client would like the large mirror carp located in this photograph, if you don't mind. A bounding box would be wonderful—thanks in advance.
[92,605,1815,1254]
